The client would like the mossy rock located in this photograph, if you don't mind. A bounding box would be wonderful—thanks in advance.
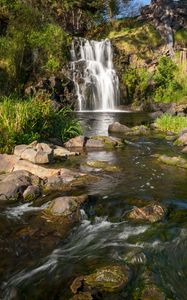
[126,203,167,223]
[70,292,93,300]
[84,265,131,292]
[90,136,123,148]
[86,161,120,172]
[140,285,166,300]
[158,155,187,169]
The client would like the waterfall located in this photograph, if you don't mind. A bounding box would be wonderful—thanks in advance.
[70,38,120,111]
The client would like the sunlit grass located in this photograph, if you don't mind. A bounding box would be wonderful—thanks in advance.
[155,114,187,134]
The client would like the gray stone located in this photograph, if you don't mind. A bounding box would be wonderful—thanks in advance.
[48,195,88,216]
[108,122,130,133]
[0,170,39,201]
[23,185,41,201]
[64,136,85,148]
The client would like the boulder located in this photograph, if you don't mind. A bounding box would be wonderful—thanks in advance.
[0,154,20,173]
[175,133,187,146]
[23,185,41,201]
[14,144,28,157]
[47,195,88,217]
[108,122,130,133]
[127,203,166,223]
[53,145,80,159]
[64,136,85,148]
[0,170,40,201]
[158,155,187,169]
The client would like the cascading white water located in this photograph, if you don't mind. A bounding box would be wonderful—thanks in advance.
[70,38,120,111]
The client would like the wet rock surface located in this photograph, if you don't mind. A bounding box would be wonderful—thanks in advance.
[158,155,187,169]
[126,203,167,223]
[71,265,131,295]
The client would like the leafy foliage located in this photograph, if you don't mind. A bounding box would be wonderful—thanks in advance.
[0,96,82,153]
[123,67,151,102]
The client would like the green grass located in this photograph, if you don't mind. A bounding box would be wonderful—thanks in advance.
[155,114,187,134]
[0,96,82,153]
[175,29,187,47]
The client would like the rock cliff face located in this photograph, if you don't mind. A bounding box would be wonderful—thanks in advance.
[140,0,187,44]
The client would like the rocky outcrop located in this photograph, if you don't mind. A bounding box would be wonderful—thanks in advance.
[24,76,76,109]
[126,203,167,223]
[140,0,187,49]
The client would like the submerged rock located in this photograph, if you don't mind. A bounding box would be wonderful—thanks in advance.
[70,292,93,300]
[85,161,120,172]
[127,203,166,223]
[122,248,147,265]
[71,265,131,296]
[141,285,166,300]
[158,155,187,169]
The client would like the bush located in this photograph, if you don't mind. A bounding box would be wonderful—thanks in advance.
[155,114,187,134]
[123,67,151,102]
[153,56,184,103]
[0,96,82,153]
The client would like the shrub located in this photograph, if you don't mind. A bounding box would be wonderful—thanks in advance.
[123,67,151,102]
[155,114,187,134]
[153,56,185,103]
[0,96,82,153]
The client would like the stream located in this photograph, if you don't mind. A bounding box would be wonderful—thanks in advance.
[1,112,187,299]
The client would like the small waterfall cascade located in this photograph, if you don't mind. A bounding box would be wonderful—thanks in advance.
[70,38,120,111]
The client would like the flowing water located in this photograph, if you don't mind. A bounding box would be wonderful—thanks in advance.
[70,38,120,111]
[1,112,187,299]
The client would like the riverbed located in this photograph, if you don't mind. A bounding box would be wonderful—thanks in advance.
[1,112,187,300]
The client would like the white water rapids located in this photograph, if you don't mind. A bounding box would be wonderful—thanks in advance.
[70,38,120,111]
